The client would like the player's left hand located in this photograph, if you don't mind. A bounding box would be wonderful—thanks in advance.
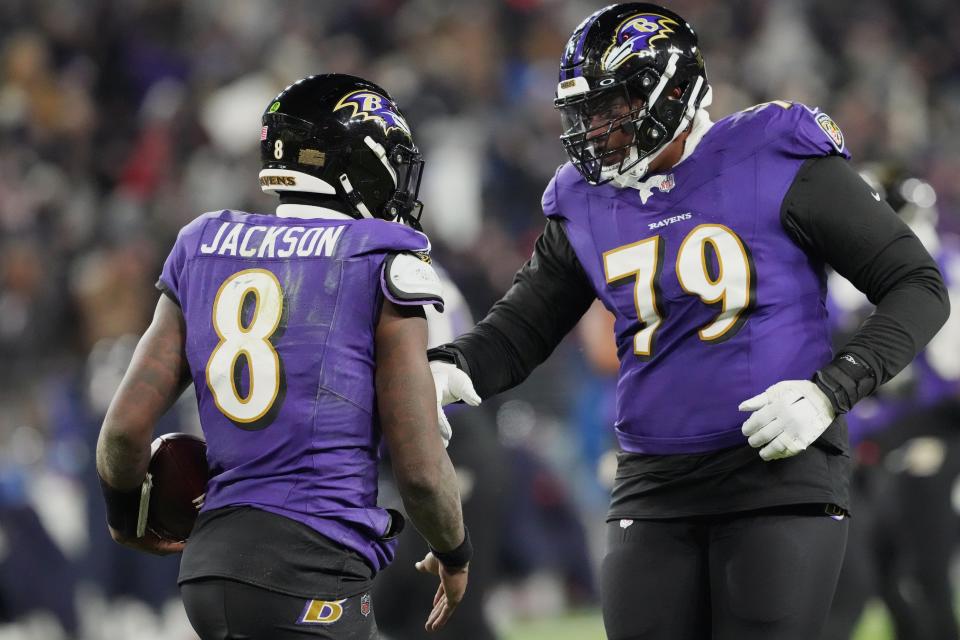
[430,361,481,448]
[107,524,185,556]
[415,551,469,632]
[738,380,836,461]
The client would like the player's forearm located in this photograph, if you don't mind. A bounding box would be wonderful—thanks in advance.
[377,302,466,550]
[97,363,180,489]
[97,297,190,489]
[844,265,948,375]
[395,457,465,552]
[442,220,595,398]
[445,320,539,399]
[782,156,950,410]
[96,425,151,490]
[379,372,465,550]
[814,265,948,414]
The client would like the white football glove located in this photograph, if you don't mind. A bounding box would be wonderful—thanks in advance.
[738,380,836,461]
[430,361,482,448]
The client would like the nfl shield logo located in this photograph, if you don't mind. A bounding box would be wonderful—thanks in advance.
[658,174,675,193]
[360,593,371,617]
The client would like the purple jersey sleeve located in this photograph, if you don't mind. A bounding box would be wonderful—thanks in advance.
[156,211,224,304]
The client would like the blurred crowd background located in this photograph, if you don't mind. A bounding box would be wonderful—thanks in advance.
[1,0,959,638]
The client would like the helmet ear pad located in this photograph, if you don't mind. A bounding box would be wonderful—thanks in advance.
[632,117,667,151]
[631,72,703,153]
[657,85,686,124]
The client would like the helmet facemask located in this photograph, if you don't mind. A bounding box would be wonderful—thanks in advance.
[376,141,425,229]
[558,78,655,185]
[557,57,705,185]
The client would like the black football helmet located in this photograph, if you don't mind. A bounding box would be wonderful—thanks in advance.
[555,3,711,185]
[260,74,424,227]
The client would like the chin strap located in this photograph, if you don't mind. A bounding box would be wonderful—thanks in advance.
[610,84,714,191]
[338,173,374,219]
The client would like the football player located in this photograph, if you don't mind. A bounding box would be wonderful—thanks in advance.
[96,74,470,638]
[373,266,506,640]
[427,4,950,639]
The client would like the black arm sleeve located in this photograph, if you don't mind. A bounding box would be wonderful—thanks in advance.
[781,155,950,410]
[439,219,596,399]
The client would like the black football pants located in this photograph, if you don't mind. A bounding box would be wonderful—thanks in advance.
[181,578,377,640]
[601,505,848,640]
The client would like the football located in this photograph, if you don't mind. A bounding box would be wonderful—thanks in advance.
[144,432,208,542]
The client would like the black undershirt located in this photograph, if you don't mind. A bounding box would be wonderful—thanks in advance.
[440,155,949,518]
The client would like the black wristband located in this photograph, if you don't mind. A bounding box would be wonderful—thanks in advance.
[427,345,471,378]
[98,473,143,539]
[813,352,877,414]
[430,527,472,570]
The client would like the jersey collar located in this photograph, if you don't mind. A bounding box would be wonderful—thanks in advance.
[276,204,354,220]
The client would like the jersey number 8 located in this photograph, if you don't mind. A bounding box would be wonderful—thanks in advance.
[206,269,285,426]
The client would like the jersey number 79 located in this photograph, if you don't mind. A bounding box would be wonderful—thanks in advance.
[603,224,755,357]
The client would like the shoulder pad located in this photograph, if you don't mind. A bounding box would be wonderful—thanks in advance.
[741,100,795,115]
[771,102,849,158]
[382,251,444,312]
[723,100,794,129]
[795,104,847,156]
[338,218,430,258]
[725,101,850,160]
[157,210,228,305]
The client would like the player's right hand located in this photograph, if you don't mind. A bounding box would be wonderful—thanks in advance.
[415,551,469,633]
[107,524,186,556]
[429,361,481,447]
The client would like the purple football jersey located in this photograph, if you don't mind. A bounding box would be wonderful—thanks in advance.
[544,102,851,454]
[158,209,437,571]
